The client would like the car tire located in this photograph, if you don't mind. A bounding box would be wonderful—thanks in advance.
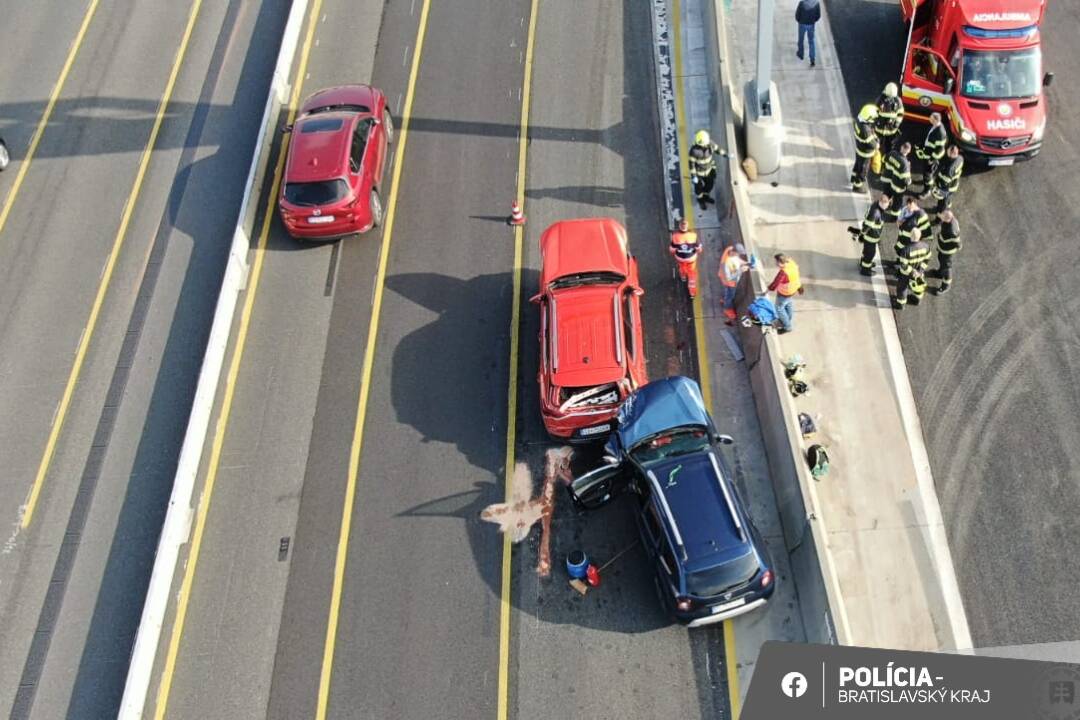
[370,189,383,228]
[0,141,8,171]
[383,108,394,145]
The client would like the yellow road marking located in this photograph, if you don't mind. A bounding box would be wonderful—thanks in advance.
[497,0,540,716]
[0,0,100,237]
[150,0,326,716]
[21,0,203,529]
[671,0,739,716]
[314,2,432,717]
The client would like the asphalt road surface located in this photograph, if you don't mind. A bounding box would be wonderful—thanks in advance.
[829,0,1080,648]
[150,0,732,718]
[0,0,288,718]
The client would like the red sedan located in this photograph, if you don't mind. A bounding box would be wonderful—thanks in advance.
[533,218,648,442]
[278,85,393,240]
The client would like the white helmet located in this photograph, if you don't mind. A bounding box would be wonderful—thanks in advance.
[884,82,898,98]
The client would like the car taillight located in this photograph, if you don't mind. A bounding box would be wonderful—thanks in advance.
[676,597,694,612]
[760,569,773,587]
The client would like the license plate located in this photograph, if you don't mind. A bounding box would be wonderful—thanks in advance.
[988,157,1014,167]
[307,215,335,224]
[712,597,747,614]
[578,424,611,437]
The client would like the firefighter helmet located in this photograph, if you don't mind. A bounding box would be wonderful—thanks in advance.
[858,104,879,122]
[884,82,898,98]
[694,129,711,146]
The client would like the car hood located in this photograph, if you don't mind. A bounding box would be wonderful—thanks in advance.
[615,377,711,450]
[960,96,1043,136]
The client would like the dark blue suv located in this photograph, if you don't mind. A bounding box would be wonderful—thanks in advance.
[568,377,774,627]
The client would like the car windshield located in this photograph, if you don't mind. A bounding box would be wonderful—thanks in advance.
[629,427,710,466]
[549,271,624,290]
[283,179,349,207]
[685,551,759,597]
[961,48,1041,99]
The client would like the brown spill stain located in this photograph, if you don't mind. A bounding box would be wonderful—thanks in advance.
[480,446,573,578]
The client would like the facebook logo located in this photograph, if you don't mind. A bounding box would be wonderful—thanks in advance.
[780,671,808,698]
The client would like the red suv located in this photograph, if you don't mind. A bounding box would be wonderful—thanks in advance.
[533,218,648,441]
[279,85,392,239]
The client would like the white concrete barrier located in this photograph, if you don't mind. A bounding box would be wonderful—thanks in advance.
[118,1,310,716]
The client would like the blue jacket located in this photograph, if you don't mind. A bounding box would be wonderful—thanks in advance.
[796,0,821,24]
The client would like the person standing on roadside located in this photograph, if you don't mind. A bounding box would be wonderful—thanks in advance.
[795,0,821,68]
[875,82,904,155]
[689,130,720,210]
[933,209,961,294]
[896,195,931,254]
[719,242,754,324]
[894,227,931,308]
[915,112,947,192]
[851,104,879,192]
[929,144,963,215]
[883,141,912,222]
[767,254,804,334]
[849,193,889,275]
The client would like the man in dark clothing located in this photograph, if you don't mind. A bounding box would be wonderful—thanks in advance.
[896,195,931,254]
[915,112,947,191]
[876,82,903,155]
[883,142,912,222]
[895,227,932,308]
[689,129,720,210]
[848,193,889,275]
[933,209,961,294]
[930,144,963,215]
[795,0,821,67]
[851,104,879,191]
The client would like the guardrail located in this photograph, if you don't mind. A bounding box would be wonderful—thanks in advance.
[703,0,852,646]
[117,0,310,716]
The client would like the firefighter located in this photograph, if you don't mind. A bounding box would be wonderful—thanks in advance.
[689,130,720,210]
[875,82,903,155]
[915,112,947,191]
[933,209,961,294]
[848,193,889,275]
[896,195,931,254]
[883,141,912,222]
[930,144,963,215]
[851,104,879,192]
[895,227,931,308]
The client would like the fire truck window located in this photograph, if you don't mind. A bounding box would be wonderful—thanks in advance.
[912,50,944,88]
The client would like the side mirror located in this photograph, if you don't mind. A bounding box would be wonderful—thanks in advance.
[943,77,954,94]
[714,433,735,445]
[568,461,624,510]
[281,124,293,134]
[632,286,645,297]
[529,292,543,304]
[1044,72,1054,87]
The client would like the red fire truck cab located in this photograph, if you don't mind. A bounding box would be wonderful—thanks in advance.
[900,0,1053,165]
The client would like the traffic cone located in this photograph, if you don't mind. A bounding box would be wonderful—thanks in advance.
[508,199,526,226]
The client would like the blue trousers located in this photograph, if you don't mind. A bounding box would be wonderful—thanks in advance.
[797,23,816,63]
[774,294,795,331]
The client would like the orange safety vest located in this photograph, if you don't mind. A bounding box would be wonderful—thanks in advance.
[670,230,699,261]
[718,246,745,288]
[775,260,802,297]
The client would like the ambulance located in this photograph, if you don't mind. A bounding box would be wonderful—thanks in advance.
[899,0,1053,165]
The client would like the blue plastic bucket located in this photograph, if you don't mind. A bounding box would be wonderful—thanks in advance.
[566,550,588,579]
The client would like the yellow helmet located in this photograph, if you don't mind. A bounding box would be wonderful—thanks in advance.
[858,104,879,122]
[694,129,711,146]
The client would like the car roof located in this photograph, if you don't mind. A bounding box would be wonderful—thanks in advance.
[549,285,624,387]
[647,452,748,567]
[616,377,711,450]
[539,218,630,288]
[286,113,354,183]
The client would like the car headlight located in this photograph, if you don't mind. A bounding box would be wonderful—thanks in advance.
[960,128,976,144]
[1032,119,1046,142]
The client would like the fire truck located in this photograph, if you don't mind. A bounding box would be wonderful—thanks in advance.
[900,0,1053,165]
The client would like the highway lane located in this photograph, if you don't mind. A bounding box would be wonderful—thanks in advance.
[829,1,1080,648]
[0,1,289,717]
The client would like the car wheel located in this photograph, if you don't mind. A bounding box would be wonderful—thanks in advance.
[383,108,394,145]
[369,189,383,228]
[0,141,8,171]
